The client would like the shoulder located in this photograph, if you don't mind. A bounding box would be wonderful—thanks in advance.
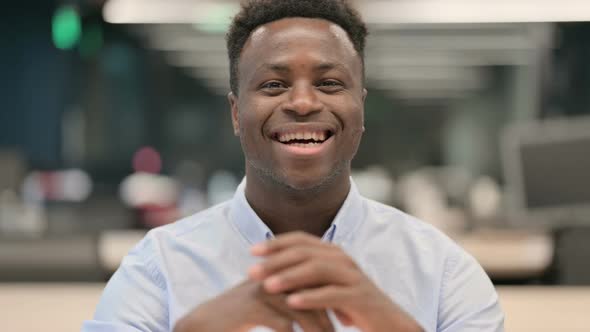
[359,199,503,329]
[147,201,231,240]
[358,197,485,284]
[156,200,232,238]
[351,197,473,283]
[364,199,487,269]
[361,198,459,252]
[127,201,233,263]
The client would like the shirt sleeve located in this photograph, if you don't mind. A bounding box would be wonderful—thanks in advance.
[82,235,169,332]
[437,244,505,332]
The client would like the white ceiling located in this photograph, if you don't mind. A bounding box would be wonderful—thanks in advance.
[103,0,566,99]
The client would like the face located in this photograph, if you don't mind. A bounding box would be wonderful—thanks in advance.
[229,17,367,191]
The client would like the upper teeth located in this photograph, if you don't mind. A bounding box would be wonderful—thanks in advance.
[278,131,327,143]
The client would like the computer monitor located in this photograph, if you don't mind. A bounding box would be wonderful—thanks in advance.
[502,116,590,228]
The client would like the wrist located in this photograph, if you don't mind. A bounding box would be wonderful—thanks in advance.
[174,306,236,332]
[390,316,423,332]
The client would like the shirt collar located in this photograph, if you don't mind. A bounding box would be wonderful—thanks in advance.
[229,177,365,246]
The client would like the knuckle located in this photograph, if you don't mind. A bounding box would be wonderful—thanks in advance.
[292,231,308,239]
[343,255,357,268]
[357,283,374,300]
[294,247,311,260]
[350,272,364,285]
[310,260,329,277]
[280,273,293,285]
[330,249,356,268]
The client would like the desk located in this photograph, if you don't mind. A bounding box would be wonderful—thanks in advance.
[497,286,590,331]
[0,283,103,332]
[456,229,553,279]
[1,284,588,332]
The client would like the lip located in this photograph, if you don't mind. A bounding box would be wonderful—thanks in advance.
[268,123,336,139]
[273,134,335,158]
[267,123,337,158]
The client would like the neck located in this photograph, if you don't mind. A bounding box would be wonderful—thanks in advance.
[244,171,351,238]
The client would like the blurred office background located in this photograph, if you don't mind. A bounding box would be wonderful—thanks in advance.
[1,0,590,331]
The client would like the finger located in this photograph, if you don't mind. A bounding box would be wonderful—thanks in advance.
[251,231,325,256]
[335,311,354,326]
[264,261,359,293]
[290,310,335,332]
[249,247,315,280]
[259,315,296,332]
[259,282,334,332]
[251,300,296,332]
[314,309,336,332]
[262,292,334,332]
[286,286,354,311]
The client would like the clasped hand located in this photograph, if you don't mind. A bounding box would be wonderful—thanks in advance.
[175,232,422,332]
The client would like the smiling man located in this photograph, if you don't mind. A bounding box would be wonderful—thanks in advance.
[83,1,504,331]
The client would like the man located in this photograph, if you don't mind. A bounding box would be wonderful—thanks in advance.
[83,0,504,331]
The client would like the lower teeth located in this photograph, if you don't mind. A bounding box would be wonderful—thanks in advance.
[292,142,319,147]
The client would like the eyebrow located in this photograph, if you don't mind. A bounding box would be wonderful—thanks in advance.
[258,61,349,74]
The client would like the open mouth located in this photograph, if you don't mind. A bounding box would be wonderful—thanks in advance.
[272,130,334,148]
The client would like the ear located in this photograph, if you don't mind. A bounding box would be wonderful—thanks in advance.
[228,92,240,136]
[361,88,368,133]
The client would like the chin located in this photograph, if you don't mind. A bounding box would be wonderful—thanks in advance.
[282,176,324,192]
[248,159,349,193]
[277,165,346,193]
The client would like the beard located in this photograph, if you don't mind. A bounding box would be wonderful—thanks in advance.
[246,157,349,196]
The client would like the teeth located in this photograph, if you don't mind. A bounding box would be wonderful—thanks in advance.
[291,142,319,148]
[276,130,329,143]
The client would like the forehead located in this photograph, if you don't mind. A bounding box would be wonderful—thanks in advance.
[239,17,361,76]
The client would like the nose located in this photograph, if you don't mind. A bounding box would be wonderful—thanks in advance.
[282,82,323,117]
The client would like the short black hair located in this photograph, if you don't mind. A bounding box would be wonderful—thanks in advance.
[226,0,368,94]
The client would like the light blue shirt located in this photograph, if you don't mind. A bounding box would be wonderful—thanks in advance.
[83,179,504,332]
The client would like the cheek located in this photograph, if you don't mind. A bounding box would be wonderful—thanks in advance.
[349,126,364,153]
[238,101,263,135]
[344,104,364,134]
[343,106,365,153]
[237,100,273,153]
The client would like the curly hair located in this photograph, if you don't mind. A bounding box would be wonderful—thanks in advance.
[226,0,368,94]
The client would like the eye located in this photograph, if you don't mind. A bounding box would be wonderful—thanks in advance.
[260,81,287,90]
[318,80,344,92]
[259,81,288,96]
